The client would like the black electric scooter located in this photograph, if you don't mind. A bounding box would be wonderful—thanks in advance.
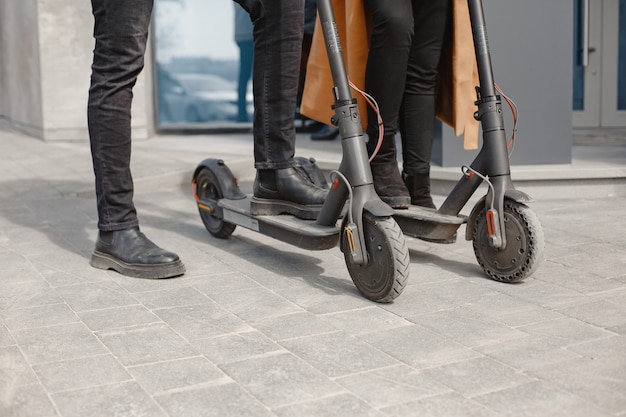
[391,0,545,282]
[192,0,410,303]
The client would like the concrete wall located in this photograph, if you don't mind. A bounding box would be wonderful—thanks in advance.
[0,0,153,141]
[434,0,573,166]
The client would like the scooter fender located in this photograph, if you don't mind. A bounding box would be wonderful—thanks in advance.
[192,159,246,200]
[464,189,533,241]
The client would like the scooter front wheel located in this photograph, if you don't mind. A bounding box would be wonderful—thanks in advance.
[341,213,409,303]
[472,200,544,282]
[195,168,236,239]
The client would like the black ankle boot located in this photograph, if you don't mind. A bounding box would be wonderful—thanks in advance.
[90,227,185,279]
[251,167,327,220]
[370,162,411,209]
[404,174,436,209]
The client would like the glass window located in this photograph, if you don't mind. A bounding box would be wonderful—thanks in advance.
[573,0,585,111]
[619,0,626,110]
[153,0,253,129]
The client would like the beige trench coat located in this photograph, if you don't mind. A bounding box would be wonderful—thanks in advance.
[300,0,480,150]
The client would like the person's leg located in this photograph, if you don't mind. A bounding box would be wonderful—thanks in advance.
[88,0,184,278]
[364,0,414,208]
[400,0,448,208]
[236,0,327,220]
[236,39,254,122]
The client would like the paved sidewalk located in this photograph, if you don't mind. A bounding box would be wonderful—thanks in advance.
[1,124,625,417]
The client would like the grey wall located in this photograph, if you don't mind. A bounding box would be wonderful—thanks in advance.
[434,0,573,166]
[0,0,153,141]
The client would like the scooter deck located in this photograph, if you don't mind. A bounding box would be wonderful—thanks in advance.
[392,205,466,242]
[218,196,341,250]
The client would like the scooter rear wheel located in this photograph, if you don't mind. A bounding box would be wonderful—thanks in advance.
[472,200,544,282]
[341,213,409,303]
[195,168,236,239]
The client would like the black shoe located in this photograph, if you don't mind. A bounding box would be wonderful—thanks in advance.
[251,167,327,220]
[370,162,411,209]
[90,227,185,279]
[311,125,339,141]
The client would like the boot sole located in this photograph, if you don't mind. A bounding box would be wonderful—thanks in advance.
[90,251,185,279]
[250,197,322,220]
[380,195,411,209]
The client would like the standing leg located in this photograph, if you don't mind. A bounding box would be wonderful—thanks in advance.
[364,0,414,208]
[88,0,184,278]
[400,0,449,208]
[237,0,327,220]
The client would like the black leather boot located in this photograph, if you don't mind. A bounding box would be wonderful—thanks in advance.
[404,173,436,209]
[90,227,185,279]
[251,166,328,220]
[367,134,410,209]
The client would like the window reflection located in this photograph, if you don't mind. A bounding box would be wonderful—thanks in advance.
[153,0,253,127]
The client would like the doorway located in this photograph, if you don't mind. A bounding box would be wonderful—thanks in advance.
[573,0,626,127]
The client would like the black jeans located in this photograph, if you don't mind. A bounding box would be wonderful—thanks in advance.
[88,0,304,231]
[364,0,448,169]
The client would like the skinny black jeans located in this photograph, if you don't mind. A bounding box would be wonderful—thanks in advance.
[364,0,448,168]
[88,0,304,230]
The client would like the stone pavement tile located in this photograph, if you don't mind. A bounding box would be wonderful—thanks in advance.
[55,281,139,312]
[533,264,624,295]
[472,380,611,417]
[360,325,481,369]
[13,322,108,365]
[0,345,39,389]
[319,306,413,336]
[127,356,228,396]
[529,357,626,415]
[1,383,59,417]
[566,334,626,359]
[412,307,528,348]
[459,292,565,327]
[552,242,626,279]
[78,305,161,331]
[273,393,386,417]
[51,381,167,417]
[491,278,589,309]
[517,317,614,346]
[334,364,451,409]
[153,302,252,340]
[476,335,583,372]
[189,272,264,295]
[280,331,400,378]
[1,303,79,331]
[380,284,460,317]
[33,354,131,393]
[274,279,373,315]
[130,286,211,310]
[380,392,500,417]
[154,382,273,417]
[250,311,340,341]
[208,287,303,322]
[0,280,64,311]
[422,357,534,398]
[96,323,199,366]
[221,352,344,409]
[0,323,14,347]
[191,330,284,365]
[409,277,502,305]
[556,299,626,329]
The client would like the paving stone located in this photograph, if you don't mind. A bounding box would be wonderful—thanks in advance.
[1,303,78,331]
[335,365,451,409]
[319,306,413,336]
[191,330,284,365]
[381,392,500,417]
[557,299,626,328]
[13,322,108,365]
[221,352,343,408]
[273,393,386,417]
[251,311,340,341]
[55,282,140,312]
[280,331,400,378]
[78,305,161,331]
[33,354,131,393]
[131,286,211,310]
[52,381,167,417]
[96,323,198,366]
[127,356,228,395]
[155,383,273,417]
[1,383,59,417]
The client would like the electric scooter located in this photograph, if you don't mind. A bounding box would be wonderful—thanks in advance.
[192,0,410,303]
[392,0,545,282]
